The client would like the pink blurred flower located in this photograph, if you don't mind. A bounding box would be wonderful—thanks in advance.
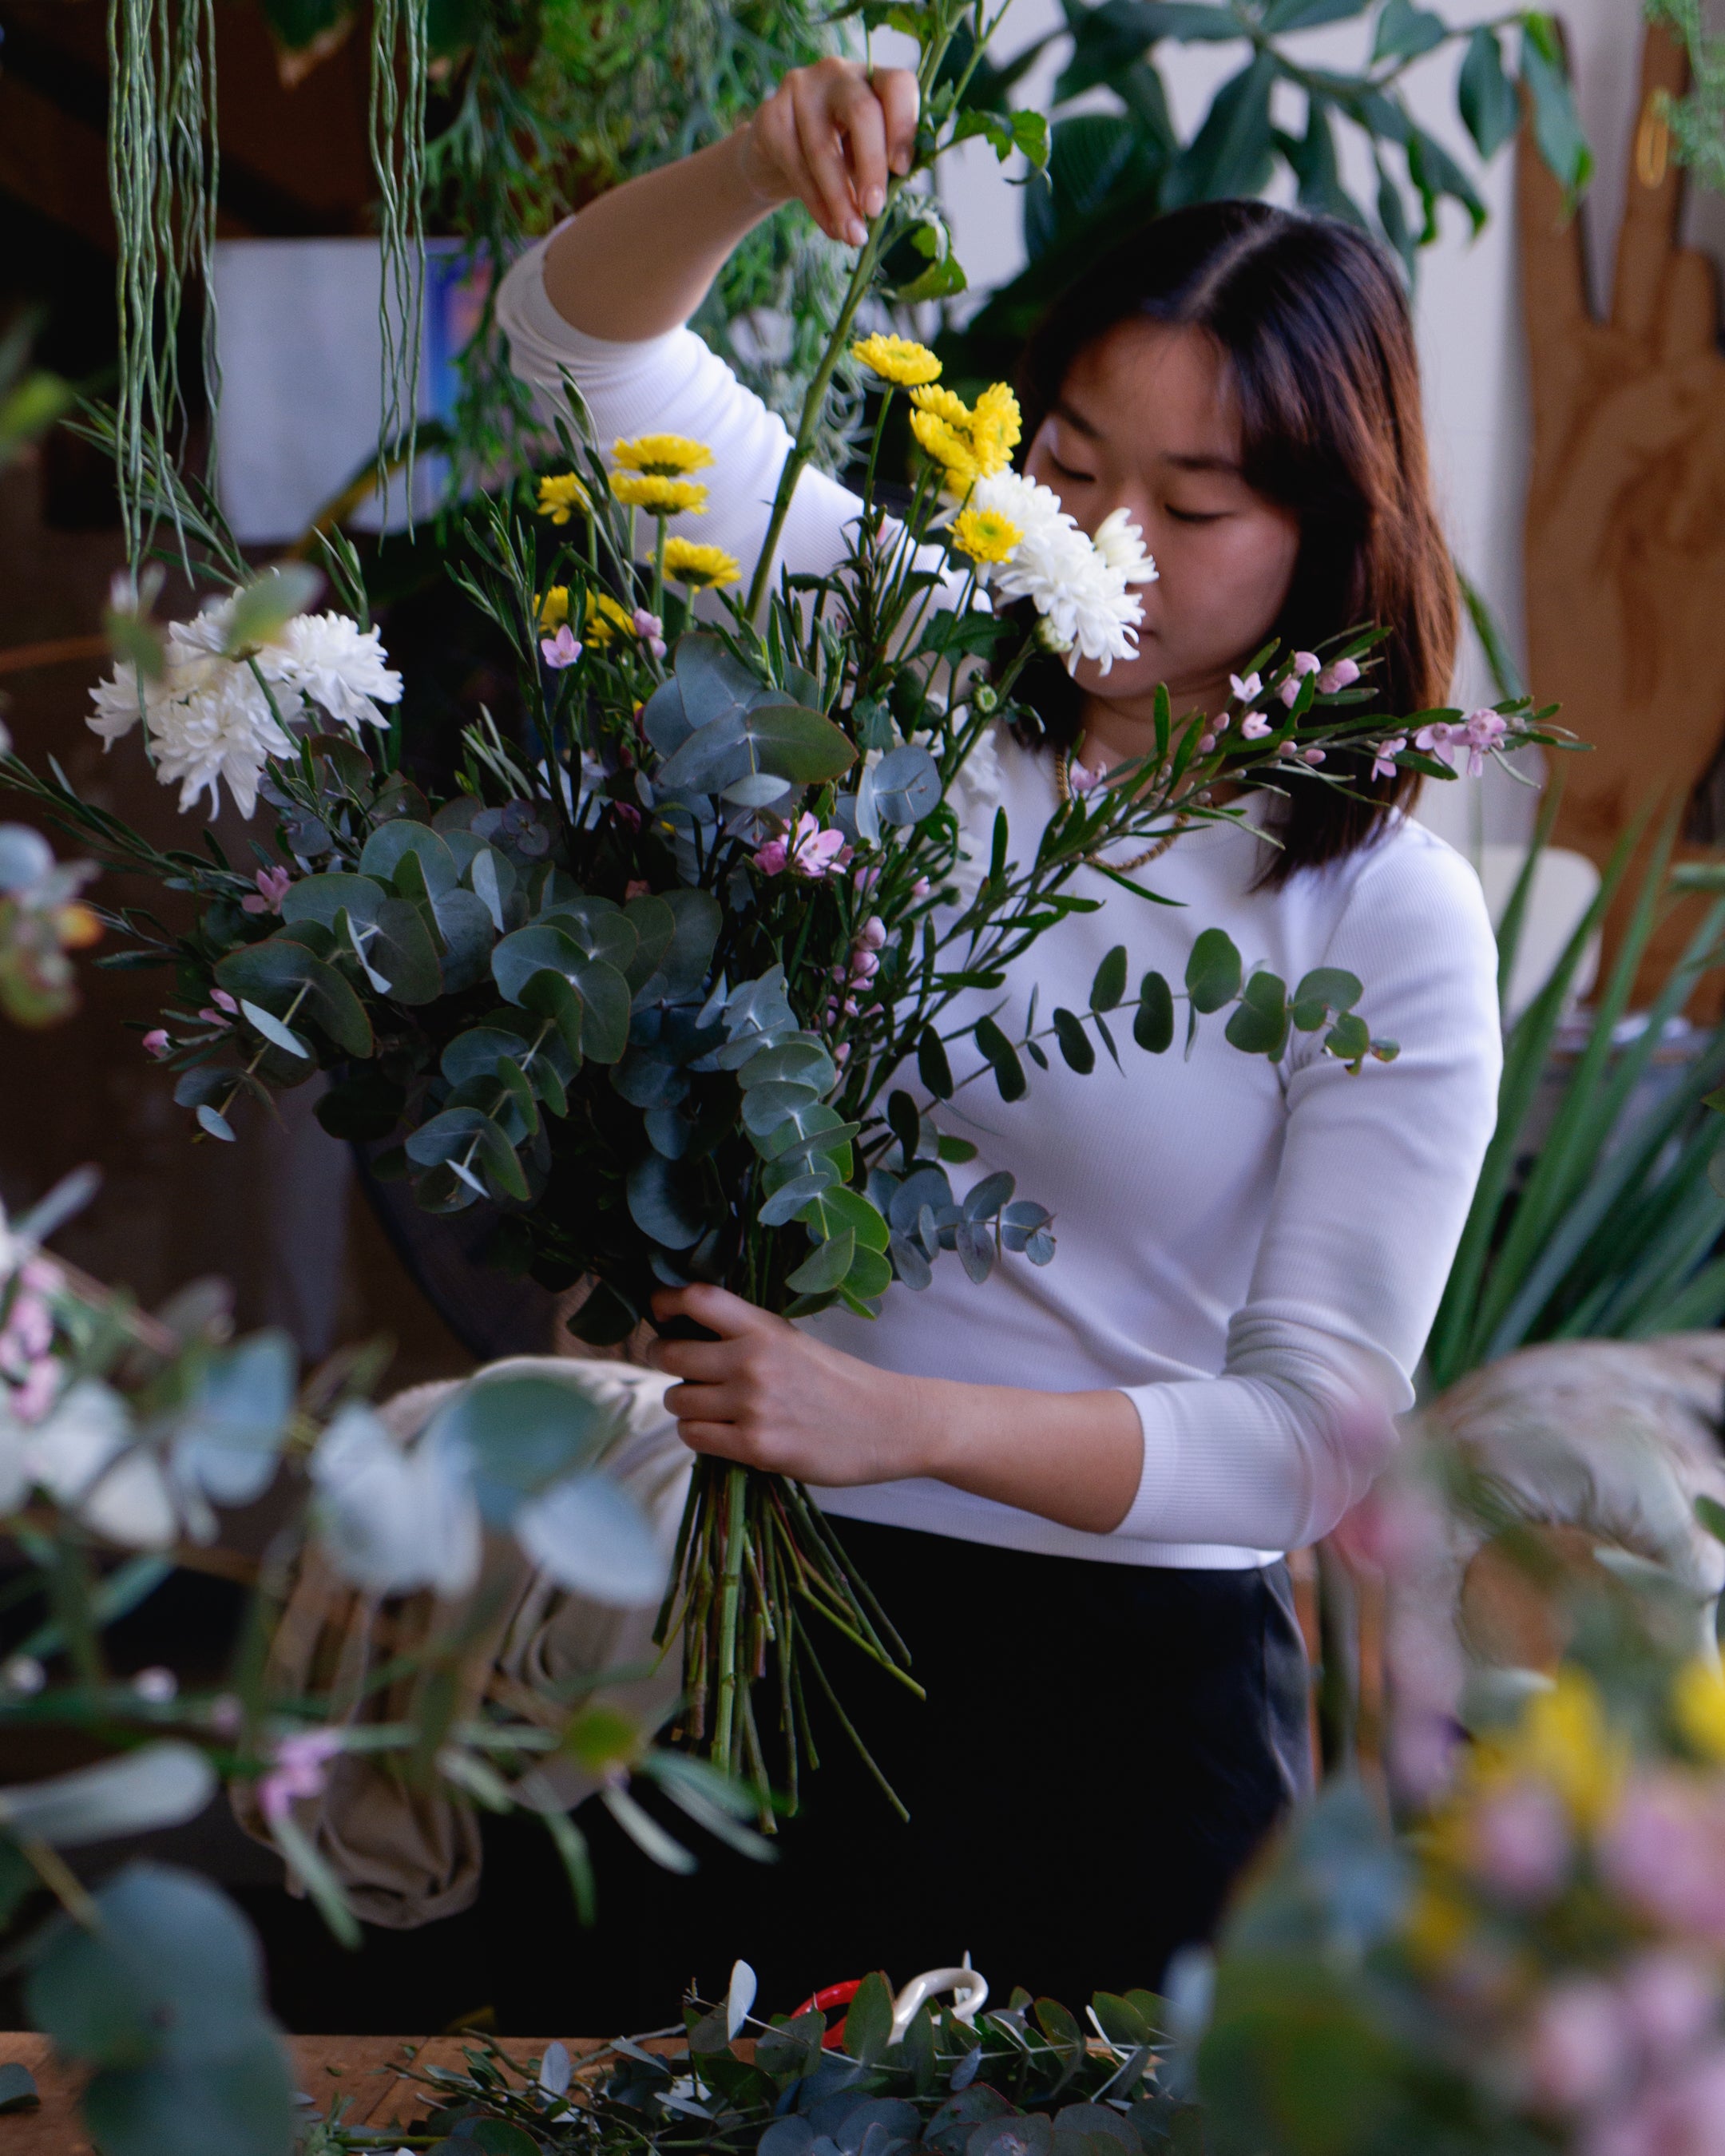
[1600,1772,1725,1941]
[1,1290,53,1366]
[141,1028,173,1058]
[258,1727,346,1826]
[1319,657,1361,693]
[1370,735,1407,782]
[1197,732,1216,755]
[632,608,667,660]
[851,949,879,982]
[1622,1948,1721,2068]
[1525,1978,1634,2115]
[1469,1778,1572,1904]
[852,865,881,894]
[858,916,886,950]
[241,866,292,916]
[1239,711,1272,740]
[1068,759,1100,794]
[910,877,931,900]
[1229,671,1262,704]
[197,1007,232,1030]
[540,625,583,670]
[212,988,238,1013]
[1416,719,1457,764]
[624,879,651,901]
[1584,2046,1725,2156]
[1276,659,1319,711]
[1461,707,1509,777]
[8,1357,60,1424]
[1303,746,1326,765]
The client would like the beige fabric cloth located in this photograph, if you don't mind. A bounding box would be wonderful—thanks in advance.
[232,1355,689,1929]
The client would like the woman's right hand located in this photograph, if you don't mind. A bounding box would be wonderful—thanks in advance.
[737,59,921,251]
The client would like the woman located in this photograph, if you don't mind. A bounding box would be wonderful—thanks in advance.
[487,60,1501,2019]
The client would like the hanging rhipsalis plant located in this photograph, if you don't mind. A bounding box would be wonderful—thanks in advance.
[35,0,1565,1801]
[104,0,430,555]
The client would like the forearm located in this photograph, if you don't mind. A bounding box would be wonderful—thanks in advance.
[910,1376,1144,1535]
[541,133,775,342]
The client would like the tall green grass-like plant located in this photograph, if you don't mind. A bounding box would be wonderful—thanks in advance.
[1425,809,1725,1392]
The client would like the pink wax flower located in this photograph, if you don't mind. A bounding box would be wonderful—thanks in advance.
[858,916,886,950]
[242,866,292,915]
[540,625,583,670]
[611,802,642,831]
[1068,759,1100,794]
[212,989,237,1013]
[1319,656,1361,693]
[1461,707,1509,776]
[910,876,931,900]
[1229,671,1262,704]
[197,1007,232,1030]
[852,864,881,894]
[1197,733,1217,755]
[1302,746,1326,765]
[1600,1771,1725,1941]
[624,879,652,901]
[632,608,667,660]
[754,814,848,880]
[1277,657,1319,709]
[851,948,879,982]
[8,1357,60,1424]
[141,1028,171,1059]
[1584,2046,1725,2156]
[258,1726,346,1827]
[1370,735,1407,781]
[1239,711,1272,740]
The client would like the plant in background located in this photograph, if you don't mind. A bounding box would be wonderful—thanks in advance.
[1646,0,1725,196]
[1425,808,1725,1393]
[940,0,1591,382]
[6,0,1564,1800]
[0,1168,763,2156]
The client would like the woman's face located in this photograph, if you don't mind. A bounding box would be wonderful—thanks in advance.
[1022,319,1301,724]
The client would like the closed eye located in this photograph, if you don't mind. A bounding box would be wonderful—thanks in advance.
[1166,507,1227,525]
[1048,455,1094,484]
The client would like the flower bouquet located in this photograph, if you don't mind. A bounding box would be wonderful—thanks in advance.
[5,0,1560,1800]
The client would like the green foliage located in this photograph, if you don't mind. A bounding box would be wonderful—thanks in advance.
[1426,812,1725,1392]
[1646,0,1725,196]
[944,0,1591,378]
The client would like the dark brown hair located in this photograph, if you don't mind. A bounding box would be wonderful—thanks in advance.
[1010,198,1457,884]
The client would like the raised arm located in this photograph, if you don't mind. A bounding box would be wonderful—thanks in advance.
[539,60,921,343]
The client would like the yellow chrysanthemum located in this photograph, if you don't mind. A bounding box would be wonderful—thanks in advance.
[611,473,709,517]
[536,471,593,525]
[970,382,1022,478]
[663,538,741,590]
[951,505,1022,565]
[1674,1656,1725,1761]
[907,379,1020,485]
[851,333,942,387]
[909,403,979,486]
[612,434,715,478]
[584,592,638,646]
[537,585,571,630]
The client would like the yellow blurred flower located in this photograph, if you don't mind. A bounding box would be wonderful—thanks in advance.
[951,506,1022,565]
[537,585,570,630]
[612,434,715,478]
[970,382,1022,474]
[536,472,593,525]
[57,905,103,949]
[1402,1878,1473,1969]
[1673,1655,1725,1761]
[851,333,942,387]
[611,474,708,516]
[910,403,978,487]
[1473,1669,1625,1830]
[585,592,638,646]
[663,538,741,590]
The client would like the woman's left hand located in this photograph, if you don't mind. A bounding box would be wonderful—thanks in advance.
[645,1284,934,1485]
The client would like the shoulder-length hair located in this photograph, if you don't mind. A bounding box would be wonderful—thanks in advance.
[1009,197,1457,884]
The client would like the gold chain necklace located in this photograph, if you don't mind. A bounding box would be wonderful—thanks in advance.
[1056,742,1189,874]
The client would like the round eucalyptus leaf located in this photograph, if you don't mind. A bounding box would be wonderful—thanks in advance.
[740,1080,825,1137]
[172,1331,296,1505]
[278,871,387,933]
[722,772,793,809]
[870,743,942,826]
[430,887,497,993]
[0,1745,216,1850]
[427,1372,621,1520]
[963,1170,1016,1221]
[514,1472,667,1607]
[673,633,763,727]
[627,1152,710,1250]
[358,821,458,896]
[889,1235,932,1290]
[81,2033,297,2156]
[1185,926,1243,1013]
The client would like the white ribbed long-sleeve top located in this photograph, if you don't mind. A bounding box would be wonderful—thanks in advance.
[497,232,1504,1570]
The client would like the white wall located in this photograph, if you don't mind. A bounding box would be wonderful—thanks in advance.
[893,0,1725,856]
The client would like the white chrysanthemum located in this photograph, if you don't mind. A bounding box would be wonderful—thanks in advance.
[150,664,297,820]
[946,720,1005,903]
[280,612,402,731]
[1091,507,1159,586]
[993,521,1144,676]
[87,663,160,747]
[968,469,1071,546]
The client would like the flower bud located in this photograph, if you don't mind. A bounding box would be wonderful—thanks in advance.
[972,682,998,714]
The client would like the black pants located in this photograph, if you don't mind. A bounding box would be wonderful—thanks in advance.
[480,1520,1311,2031]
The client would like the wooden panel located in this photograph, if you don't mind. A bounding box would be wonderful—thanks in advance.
[1521,22,1725,1013]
